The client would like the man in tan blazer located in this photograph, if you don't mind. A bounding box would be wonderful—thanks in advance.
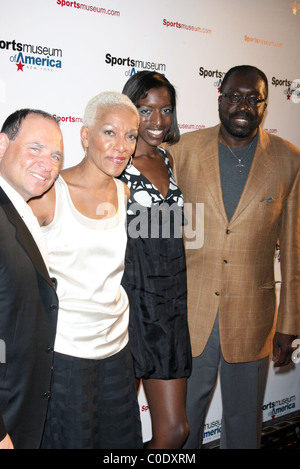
[167,65,300,449]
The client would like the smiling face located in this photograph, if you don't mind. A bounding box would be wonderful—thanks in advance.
[81,105,139,178]
[218,70,267,145]
[136,87,173,148]
[0,113,63,201]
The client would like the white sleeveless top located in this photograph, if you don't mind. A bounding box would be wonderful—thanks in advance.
[42,175,129,359]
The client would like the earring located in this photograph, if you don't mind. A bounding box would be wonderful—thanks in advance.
[127,155,133,167]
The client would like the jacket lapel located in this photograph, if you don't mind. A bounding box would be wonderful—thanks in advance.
[0,187,53,288]
[230,128,276,224]
[198,125,228,223]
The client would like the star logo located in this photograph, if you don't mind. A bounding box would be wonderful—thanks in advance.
[291,0,300,15]
[16,60,24,71]
[286,93,291,100]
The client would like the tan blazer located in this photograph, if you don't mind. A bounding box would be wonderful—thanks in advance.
[167,124,300,363]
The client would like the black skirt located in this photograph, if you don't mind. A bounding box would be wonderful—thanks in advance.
[41,344,142,449]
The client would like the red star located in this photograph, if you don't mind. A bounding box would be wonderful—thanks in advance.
[286,93,291,100]
[16,60,24,71]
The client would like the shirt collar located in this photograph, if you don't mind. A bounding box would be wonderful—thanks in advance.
[0,175,49,270]
[0,176,30,218]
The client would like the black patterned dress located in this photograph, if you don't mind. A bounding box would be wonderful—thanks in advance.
[120,148,192,380]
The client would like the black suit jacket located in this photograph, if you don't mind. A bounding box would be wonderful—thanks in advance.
[0,187,58,448]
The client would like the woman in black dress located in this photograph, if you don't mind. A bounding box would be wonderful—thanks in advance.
[120,71,192,448]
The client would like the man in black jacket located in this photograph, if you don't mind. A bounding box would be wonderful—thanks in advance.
[0,109,63,448]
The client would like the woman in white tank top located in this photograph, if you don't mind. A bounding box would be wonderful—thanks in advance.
[29,92,142,449]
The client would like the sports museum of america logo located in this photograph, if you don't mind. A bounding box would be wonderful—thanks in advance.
[0,38,62,71]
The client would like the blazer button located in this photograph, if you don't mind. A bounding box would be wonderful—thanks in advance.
[51,277,58,290]
[43,391,51,399]
[215,291,220,296]
[49,304,58,311]
[222,259,228,264]
[46,346,54,353]
[226,229,231,235]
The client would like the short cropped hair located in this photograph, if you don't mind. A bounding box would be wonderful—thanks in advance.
[220,65,269,98]
[1,109,59,141]
[122,71,180,145]
[83,91,139,127]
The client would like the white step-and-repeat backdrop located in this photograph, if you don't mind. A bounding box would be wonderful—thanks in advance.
[1,0,299,444]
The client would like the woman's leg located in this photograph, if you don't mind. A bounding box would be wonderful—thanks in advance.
[142,377,189,449]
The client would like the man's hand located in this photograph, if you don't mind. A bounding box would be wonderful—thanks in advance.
[272,332,297,367]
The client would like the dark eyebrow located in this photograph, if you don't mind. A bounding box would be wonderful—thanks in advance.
[52,151,64,159]
[25,142,44,147]
[26,142,63,159]
[225,89,261,96]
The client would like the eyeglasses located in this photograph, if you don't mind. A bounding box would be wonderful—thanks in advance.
[220,93,267,108]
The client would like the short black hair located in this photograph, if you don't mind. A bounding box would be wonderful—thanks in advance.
[122,71,180,144]
[220,65,268,98]
[1,108,59,141]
